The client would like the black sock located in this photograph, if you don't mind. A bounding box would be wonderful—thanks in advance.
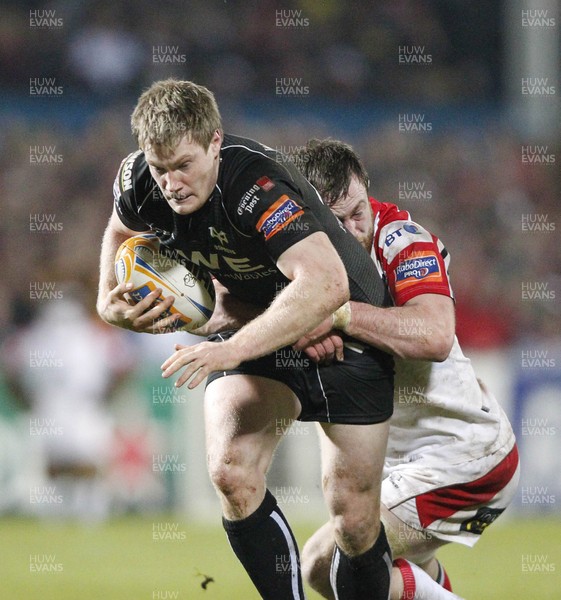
[330,522,392,599]
[222,489,305,600]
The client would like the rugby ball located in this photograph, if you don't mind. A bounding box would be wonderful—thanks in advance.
[115,234,215,332]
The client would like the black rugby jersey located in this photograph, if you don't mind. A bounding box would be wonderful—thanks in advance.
[113,134,389,308]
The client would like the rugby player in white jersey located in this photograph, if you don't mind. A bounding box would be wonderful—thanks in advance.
[291,140,520,600]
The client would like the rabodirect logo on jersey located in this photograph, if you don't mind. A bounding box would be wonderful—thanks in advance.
[256,195,304,240]
[395,251,441,290]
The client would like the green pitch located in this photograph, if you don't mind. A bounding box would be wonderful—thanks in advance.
[1,516,560,599]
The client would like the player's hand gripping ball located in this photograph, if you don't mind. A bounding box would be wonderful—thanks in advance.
[115,234,215,332]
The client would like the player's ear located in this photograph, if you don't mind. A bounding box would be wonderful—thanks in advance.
[209,130,222,157]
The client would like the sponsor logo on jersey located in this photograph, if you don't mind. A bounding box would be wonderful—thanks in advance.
[120,151,142,192]
[257,176,275,191]
[385,222,422,247]
[395,251,441,291]
[238,183,260,215]
[256,195,304,240]
[403,223,421,234]
[209,227,228,245]
[188,250,268,275]
[460,507,504,535]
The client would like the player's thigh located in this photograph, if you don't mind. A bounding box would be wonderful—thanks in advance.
[318,420,389,509]
[381,503,447,564]
[204,374,301,472]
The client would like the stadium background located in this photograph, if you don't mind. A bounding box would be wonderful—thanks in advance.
[1,1,560,598]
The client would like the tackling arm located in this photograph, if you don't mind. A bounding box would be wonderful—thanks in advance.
[343,293,455,361]
[295,294,455,363]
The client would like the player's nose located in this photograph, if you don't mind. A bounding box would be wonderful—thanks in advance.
[164,171,183,192]
[343,219,358,237]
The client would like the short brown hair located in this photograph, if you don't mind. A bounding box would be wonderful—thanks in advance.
[131,79,222,154]
[291,139,369,206]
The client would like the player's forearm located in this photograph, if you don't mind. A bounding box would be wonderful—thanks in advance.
[96,224,130,317]
[343,300,454,361]
[230,273,348,362]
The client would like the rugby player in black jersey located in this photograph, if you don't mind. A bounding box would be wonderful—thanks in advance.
[97,79,393,600]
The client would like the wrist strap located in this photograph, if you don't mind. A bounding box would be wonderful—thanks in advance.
[332,301,351,330]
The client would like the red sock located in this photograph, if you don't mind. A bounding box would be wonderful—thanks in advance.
[394,558,416,600]
[435,559,453,591]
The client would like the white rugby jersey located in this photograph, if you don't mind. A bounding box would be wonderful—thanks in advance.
[369,199,515,465]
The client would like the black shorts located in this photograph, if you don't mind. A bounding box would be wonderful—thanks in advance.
[205,331,394,425]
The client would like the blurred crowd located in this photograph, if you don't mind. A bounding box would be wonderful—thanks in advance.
[2,0,501,103]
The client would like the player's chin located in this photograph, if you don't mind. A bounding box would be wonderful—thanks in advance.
[167,195,199,214]
[360,232,374,252]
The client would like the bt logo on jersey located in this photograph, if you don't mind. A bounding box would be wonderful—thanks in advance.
[385,223,422,247]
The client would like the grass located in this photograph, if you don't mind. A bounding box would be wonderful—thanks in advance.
[1,515,560,599]
[437,516,561,599]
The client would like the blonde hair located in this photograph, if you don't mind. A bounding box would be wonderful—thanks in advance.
[131,79,222,154]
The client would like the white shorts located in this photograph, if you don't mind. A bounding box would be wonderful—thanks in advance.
[381,442,520,547]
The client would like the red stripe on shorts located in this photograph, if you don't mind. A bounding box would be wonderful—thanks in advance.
[415,444,519,528]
